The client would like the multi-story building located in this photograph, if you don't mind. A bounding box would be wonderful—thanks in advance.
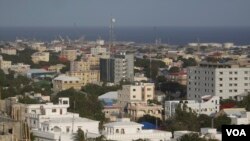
[68,55,100,86]
[91,46,109,58]
[102,118,171,141]
[127,101,163,120]
[48,64,65,73]
[165,95,220,119]
[61,49,77,61]
[0,59,11,70]
[31,52,50,64]
[52,75,82,92]
[100,52,134,84]
[187,61,250,100]
[25,98,100,141]
[100,58,115,82]
[10,63,30,74]
[118,83,155,109]
[67,70,100,86]
[1,48,17,55]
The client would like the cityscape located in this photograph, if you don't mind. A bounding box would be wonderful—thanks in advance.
[0,0,250,141]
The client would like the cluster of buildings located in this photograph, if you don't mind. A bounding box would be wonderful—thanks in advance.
[0,38,250,141]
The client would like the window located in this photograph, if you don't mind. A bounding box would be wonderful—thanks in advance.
[219,84,223,87]
[234,89,237,92]
[234,72,238,74]
[219,72,223,75]
[229,84,232,86]
[133,89,136,91]
[229,71,232,74]
[69,81,72,83]
[219,78,223,81]
[244,77,248,80]
[52,109,56,113]
[66,127,70,133]
[147,88,151,91]
[229,90,232,92]
[234,84,237,86]
[229,78,232,80]
[133,95,136,98]
[244,71,248,74]
[234,78,238,80]
[219,90,223,93]
[121,129,125,134]
[147,95,151,98]
[116,129,119,133]
[63,101,68,104]
[245,83,248,86]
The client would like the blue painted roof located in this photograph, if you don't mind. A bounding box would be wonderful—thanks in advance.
[140,122,156,129]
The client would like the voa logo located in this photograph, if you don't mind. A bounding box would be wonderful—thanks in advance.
[226,129,246,136]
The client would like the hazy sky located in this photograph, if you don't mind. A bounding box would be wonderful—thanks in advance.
[1,0,250,27]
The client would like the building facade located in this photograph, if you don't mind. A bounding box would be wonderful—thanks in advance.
[61,49,77,61]
[103,118,171,141]
[165,95,220,119]
[118,83,155,109]
[187,61,250,100]
[31,52,50,64]
[52,75,82,92]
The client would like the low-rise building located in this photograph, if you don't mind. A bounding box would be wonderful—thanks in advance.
[0,60,11,71]
[61,49,77,61]
[103,118,172,141]
[25,98,100,141]
[48,64,65,73]
[10,63,30,74]
[127,101,163,120]
[52,75,82,92]
[165,95,220,119]
[118,83,155,109]
[31,52,50,64]
[1,48,17,55]
[134,73,148,82]
[67,70,100,86]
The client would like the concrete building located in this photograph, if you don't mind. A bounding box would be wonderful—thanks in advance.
[61,49,77,61]
[27,69,56,79]
[134,73,149,82]
[118,83,155,109]
[52,75,82,92]
[10,63,30,74]
[165,95,220,119]
[216,108,250,125]
[0,60,11,71]
[100,52,134,84]
[31,52,50,64]
[1,48,17,55]
[127,101,163,120]
[48,64,65,73]
[100,58,115,82]
[103,118,171,141]
[31,42,47,52]
[25,98,100,141]
[91,46,109,58]
[172,128,221,141]
[187,61,250,100]
[67,70,100,86]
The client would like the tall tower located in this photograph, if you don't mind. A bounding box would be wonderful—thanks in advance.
[109,18,116,55]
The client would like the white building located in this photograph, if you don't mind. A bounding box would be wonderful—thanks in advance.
[1,48,17,55]
[91,46,109,58]
[217,108,250,125]
[26,98,100,141]
[103,118,171,141]
[52,75,82,92]
[134,73,149,82]
[187,61,250,100]
[172,128,221,141]
[31,52,50,64]
[10,63,30,74]
[118,83,155,109]
[165,95,220,119]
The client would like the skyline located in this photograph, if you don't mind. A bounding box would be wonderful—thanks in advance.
[0,0,250,27]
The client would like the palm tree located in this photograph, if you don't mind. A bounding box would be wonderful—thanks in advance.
[72,129,87,141]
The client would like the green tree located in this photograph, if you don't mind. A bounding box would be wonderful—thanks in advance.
[177,133,204,141]
[72,129,87,141]
[169,67,180,73]
[214,115,231,131]
[237,93,250,111]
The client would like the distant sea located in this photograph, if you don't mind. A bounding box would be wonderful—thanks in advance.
[0,26,250,45]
